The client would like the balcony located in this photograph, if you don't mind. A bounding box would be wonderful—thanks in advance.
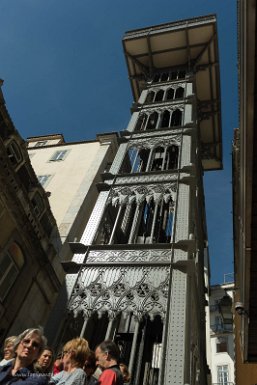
[210,324,233,333]
[212,383,234,385]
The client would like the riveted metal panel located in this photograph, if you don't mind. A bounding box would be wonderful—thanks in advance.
[138,89,148,104]
[109,143,128,174]
[184,104,193,126]
[180,135,192,168]
[174,183,190,242]
[163,269,188,385]
[66,274,79,298]
[126,112,139,132]
[72,192,109,264]
[173,249,188,263]
[185,82,194,98]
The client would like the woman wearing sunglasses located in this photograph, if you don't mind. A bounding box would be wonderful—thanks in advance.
[0,328,48,384]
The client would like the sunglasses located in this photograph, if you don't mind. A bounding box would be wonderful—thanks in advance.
[62,350,73,357]
[21,338,40,349]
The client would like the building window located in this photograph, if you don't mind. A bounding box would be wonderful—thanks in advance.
[38,175,51,187]
[135,109,183,132]
[161,110,171,128]
[35,141,47,147]
[95,194,174,245]
[127,147,150,173]
[152,70,186,83]
[120,144,179,174]
[212,315,223,332]
[146,91,155,103]
[217,365,229,385]
[155,89,164,102]
[50,150,68,161]
[6,140,23,166]
[135,113,148,131]
[171,109,182,126]
[31,192,45,217]
[146,112,158,130]
[0,242,25,301]
[166,88,175,100]
[174,87,184,99]
[216,336,228,353]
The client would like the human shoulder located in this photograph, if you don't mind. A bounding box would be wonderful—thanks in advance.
[0,358,14,367]
[72,367,86,379]
[87,375,99,385]
[0,366,48,385]
[26,372,49,385]
[17,366,48,385]
[49,370,67,384]
[0,361,12,382]
[50,368,85,385]
[99,368,118,385]
[65,368,85,385]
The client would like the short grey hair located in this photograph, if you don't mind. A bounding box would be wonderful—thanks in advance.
[13,328,47,357]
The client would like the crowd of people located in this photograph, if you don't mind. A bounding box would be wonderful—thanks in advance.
[0,328,131,385]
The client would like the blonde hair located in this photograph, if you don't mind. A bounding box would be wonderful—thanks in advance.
[63,337,90,367]
[4,336,16,348]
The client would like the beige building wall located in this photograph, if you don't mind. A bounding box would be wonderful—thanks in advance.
[27,134,118,260]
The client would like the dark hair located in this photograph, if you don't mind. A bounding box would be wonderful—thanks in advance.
[41,346,54,355]
[97,340,120,361]
[119,363,131,382]
[38,346,54,365]
[55,351,63,360]
[84,350,96,370]
[35,346,54,373]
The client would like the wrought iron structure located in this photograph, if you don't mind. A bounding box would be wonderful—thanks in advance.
[63,15,222,385]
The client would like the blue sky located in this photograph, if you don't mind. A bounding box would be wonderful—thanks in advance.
[0,0,237,284]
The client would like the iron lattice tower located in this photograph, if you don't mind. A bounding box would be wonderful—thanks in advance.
[65,15,222,385]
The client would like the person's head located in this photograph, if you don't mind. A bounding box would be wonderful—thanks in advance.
[13,328,47,366]
[53,352,63,374]
[83,350,97,377]
[95,340,120,370]
[119,363,131,383]
[3,336,16,360]
[62,337,90,369]
[36,347,54,372]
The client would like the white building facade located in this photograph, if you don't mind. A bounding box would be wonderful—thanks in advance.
[209,283,235,385]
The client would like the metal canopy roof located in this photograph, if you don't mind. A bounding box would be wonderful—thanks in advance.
[122,15,222,171]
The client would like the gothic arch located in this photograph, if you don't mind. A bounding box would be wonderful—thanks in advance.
[174,86,184,99]
[171,109,182,126]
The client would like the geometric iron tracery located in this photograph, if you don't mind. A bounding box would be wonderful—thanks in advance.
[68,266,170,321]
